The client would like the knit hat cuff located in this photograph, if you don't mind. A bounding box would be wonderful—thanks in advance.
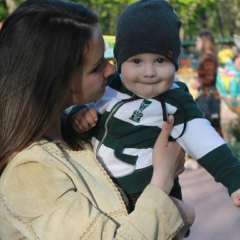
[115,41,179,72]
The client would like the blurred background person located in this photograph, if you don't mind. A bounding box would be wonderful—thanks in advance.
[195,30,223,137]
[186,30,223,170]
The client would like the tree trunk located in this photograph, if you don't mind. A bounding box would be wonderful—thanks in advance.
[215,0,224,37]
[5,0,16,15]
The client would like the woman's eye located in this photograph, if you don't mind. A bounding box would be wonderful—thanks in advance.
[156,58,164,63]
[92,64,101,72]
[133,59,141,64]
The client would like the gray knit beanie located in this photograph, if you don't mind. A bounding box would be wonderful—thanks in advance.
[114,0,182,72]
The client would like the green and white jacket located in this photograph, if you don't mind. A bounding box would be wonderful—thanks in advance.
[72,72,240,195]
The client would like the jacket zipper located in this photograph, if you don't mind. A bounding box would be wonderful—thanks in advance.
[96,100,128,154]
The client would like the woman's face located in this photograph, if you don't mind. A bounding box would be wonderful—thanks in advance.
[66,26,115,107]
[196,36,203,52]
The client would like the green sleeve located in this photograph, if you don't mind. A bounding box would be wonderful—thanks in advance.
[198,144,240,195]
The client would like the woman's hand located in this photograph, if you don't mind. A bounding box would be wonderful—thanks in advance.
[150,115,185,194]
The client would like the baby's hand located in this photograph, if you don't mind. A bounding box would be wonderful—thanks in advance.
[72,107,98,133]
[231,189,240,207]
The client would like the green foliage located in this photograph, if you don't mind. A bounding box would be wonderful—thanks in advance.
[229,117,240,142]
[228,140,240,159]
[228,117,240,158]
[77,0,135,35]
[0,0,8,21]
[0,0,24,21]
[1,0,240,42]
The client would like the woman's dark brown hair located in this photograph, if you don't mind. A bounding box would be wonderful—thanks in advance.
[198,30,217,55]
[0,0,98,171]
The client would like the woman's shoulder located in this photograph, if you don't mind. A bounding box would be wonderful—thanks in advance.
[1,138,94,179]
[0,138,95,208]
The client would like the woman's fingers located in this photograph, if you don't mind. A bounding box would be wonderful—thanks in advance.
[156,115,174,146]
[151,115,185,193]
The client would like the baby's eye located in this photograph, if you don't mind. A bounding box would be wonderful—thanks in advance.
[133,59,141,64]
[156,58,165,63]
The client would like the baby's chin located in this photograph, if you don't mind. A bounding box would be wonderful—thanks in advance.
[134,86,167,99]
[136,92,160,99]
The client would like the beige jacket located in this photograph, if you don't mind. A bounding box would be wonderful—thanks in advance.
[0,138,183,240]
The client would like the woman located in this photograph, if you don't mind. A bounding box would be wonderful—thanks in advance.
[0,0,185,239]
[195,30,223,137]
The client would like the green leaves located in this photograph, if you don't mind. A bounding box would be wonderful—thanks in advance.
[1,0,240,44]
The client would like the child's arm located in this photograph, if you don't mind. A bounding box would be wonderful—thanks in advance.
[195,143,240,208]
[72,107,98,133]
[168,83,240,207]
[231,189,240,207]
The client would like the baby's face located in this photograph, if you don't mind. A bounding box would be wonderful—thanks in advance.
[121,53,175,98]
